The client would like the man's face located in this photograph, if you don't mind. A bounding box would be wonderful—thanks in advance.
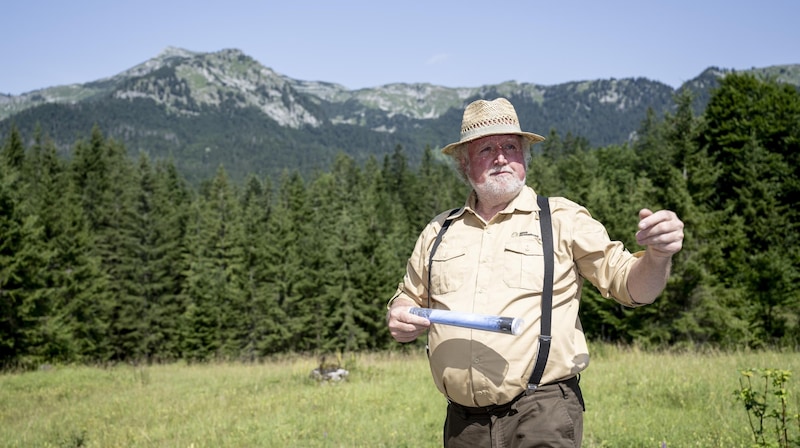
[463,134,526,202]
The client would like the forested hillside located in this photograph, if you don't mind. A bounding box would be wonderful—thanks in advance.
[1,74,798,368]
[12,48,794,184]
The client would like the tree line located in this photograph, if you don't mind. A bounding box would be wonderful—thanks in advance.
[1,73,798,369]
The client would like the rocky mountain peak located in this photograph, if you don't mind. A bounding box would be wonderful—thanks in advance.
[110,47,322,128]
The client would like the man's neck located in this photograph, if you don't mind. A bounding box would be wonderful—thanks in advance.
[474,191,520,222]
[475,202,509,222]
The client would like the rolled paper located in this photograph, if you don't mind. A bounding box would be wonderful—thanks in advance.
[409,307,524,335]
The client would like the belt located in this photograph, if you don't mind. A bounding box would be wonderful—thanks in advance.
[447,376,579,418]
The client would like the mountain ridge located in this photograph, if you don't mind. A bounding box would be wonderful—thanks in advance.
[2,47,798,182]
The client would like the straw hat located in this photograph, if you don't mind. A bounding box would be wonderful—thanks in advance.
[441,98,545,155]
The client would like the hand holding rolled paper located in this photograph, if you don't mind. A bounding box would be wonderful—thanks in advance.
[409,307,524,335]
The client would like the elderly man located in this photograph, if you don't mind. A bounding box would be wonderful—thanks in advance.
[386,98,684,447]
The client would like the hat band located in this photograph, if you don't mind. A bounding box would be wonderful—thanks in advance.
[460,123,524,144]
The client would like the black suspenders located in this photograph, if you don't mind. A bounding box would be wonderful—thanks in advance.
[425,196,555,393]
[426,208,461,309]
[527,194,553,393]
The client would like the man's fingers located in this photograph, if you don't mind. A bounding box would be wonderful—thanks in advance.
[638,209,674,230]
[390,306,430,326]
[635,209,684,253]
[638,208,653,224]
[387,306,430,342]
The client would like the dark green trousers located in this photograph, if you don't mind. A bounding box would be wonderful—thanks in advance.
[443,377,584,448]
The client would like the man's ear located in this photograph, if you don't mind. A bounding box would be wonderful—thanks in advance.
[459,154,469,172]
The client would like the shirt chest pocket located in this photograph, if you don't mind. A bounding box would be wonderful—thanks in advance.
[503,238,545,291]
[430,246,468,295]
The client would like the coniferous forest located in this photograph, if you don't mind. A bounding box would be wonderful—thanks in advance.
[1,74,799,369]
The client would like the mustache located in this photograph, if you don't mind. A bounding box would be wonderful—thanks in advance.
[489,167,514,175]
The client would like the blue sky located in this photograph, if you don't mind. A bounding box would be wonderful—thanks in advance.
[3,0,798,95]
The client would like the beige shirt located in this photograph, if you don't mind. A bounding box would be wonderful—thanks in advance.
[391,186,644,407]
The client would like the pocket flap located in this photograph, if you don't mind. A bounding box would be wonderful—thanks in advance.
[432,246,467,262]
[504,238,544,256]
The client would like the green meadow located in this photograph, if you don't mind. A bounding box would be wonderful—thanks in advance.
[1,345,798,447]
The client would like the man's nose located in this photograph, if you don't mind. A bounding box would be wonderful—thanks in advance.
[494,152,509,164]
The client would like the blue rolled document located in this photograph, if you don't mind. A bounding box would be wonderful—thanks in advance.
[409,307,524,335]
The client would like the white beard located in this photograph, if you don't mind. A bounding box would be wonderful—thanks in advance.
[469,167,525,205]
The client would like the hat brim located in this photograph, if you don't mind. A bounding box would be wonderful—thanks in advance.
[441,131,546,155]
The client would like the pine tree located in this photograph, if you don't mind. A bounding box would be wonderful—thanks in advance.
[265,171,315,352]
[1,123,25,170]
[238,174,290,358]
[133,155,191,361]
[577,144,658,343]
[0,143,49,367]
[382,144,422,240]
[361,156,421,349]
[101,139,146,361]
[69,127,143,362]
[308,154,376,351]
[181,166,247,359]
[18,131,99,363]
[367,154,435,349]
[256,183,298,354]
[180,195,222,361]
[150,160,192,359]
[530,131,595,202]
[696,74,800,346]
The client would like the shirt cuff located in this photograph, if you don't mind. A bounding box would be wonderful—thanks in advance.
[626,250,648,306]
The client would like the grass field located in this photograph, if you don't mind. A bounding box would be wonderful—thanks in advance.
[1,345,798,447]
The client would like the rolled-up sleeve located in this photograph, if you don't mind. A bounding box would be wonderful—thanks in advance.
[561,200,644,307]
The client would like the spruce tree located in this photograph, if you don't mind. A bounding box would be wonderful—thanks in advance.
[266,171,314,352]
[257,182,298,354]
[309,155,374,351]
[1,124,25,170]
[102,139,146,361]
[181,166,247,359]
[151,160,192,359]
[239,174,290,358]
[362,156,422,349]
[133,155,191,361]
[0,141,49,367]
[69,127,142,361]
[696,74,800,346]
[18,132,98,363]
[181,195,221,361]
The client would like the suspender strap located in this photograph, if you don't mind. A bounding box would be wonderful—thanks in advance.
[426,208,461,308]
[527,195,554,393]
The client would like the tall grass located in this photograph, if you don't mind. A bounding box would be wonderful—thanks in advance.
[1,345,797,447]
[581,344,799,446]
